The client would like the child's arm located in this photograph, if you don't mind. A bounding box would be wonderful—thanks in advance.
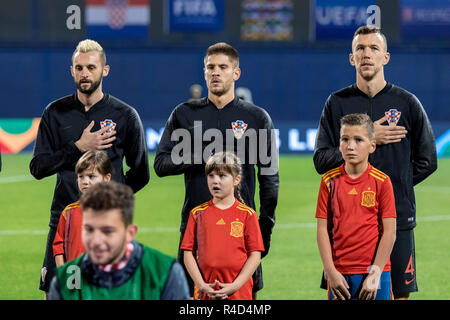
[53,211,67,267]
[183,250,216,298]
[317,218,351,300]
[359,217,396,300]
[55,255,65,267]
[214,251,261,300]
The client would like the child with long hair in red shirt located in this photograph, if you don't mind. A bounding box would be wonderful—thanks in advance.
[181,152,265,300]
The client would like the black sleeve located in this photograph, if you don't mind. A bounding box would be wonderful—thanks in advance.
[313,96,344,174]
[0,147,2,172]
[257,110,279,258]
[123,108,150,193]
[160,262,190,300]
[29,107,83,179]
[154,108,194,177]
[48,275,63,300]
[409,95,438,185]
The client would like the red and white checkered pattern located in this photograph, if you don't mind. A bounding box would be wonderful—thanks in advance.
[385,109,401,125]
[231,120,248,139]
[107,0,127,29]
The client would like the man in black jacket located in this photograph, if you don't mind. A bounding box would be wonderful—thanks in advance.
[155,42,279,298]
[314,26,437,300]
[30,39,149,297]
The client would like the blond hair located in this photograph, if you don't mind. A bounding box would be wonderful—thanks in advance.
[72,39,106,65]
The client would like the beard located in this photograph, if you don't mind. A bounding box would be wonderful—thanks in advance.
[76,77,102,95]
[358,65,381,82]
[210,87,227,96]
[208,80,232,97]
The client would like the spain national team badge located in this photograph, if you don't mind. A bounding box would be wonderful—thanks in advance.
[230,220,244,238]
[100,119,117,133]
[385,109,401,126]
[231,120,248,139]
[361,190,376,207]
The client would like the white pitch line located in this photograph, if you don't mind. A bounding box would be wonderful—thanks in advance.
[415,186,450,193]
[0,175,34,184]
[0,215,449,236]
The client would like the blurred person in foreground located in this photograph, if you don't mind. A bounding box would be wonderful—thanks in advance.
[48,181,189,300]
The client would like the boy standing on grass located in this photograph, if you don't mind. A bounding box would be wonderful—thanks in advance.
[316,114,396,300]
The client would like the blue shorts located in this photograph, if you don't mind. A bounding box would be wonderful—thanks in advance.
[328,271,392,300]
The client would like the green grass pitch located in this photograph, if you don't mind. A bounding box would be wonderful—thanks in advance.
[0,153,449,300]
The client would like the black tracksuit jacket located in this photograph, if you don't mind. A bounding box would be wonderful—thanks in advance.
[154,97,279,255]
[314,83,437,230]
[30,93,149,228]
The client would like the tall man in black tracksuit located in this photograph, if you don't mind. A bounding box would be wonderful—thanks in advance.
[155,42,279,298]
[30,40,149,296]
[314,26,437,300]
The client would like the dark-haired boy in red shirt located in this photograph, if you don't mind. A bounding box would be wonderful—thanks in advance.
[316,113,396,300]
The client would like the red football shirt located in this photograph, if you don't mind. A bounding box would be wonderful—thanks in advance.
[53,201,86,262]
[180,199,265,300]
[315,163,396,274]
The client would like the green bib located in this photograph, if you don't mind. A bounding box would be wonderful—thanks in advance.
[57,244,174,300]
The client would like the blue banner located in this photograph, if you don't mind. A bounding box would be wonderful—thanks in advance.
[142,120,450,157]
[314,0,377,40]
[166,0,224,32]
[401,0,450,40]
[2,119,448,157]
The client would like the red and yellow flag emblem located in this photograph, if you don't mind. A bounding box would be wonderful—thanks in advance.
[230,220,244,238]
[361,190,376,207]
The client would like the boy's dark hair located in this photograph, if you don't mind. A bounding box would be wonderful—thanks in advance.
[204,42,239,67]
[353,25,388,51]
[75,150,112,177]
[80,181,134,226]
[340,113,375,140]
